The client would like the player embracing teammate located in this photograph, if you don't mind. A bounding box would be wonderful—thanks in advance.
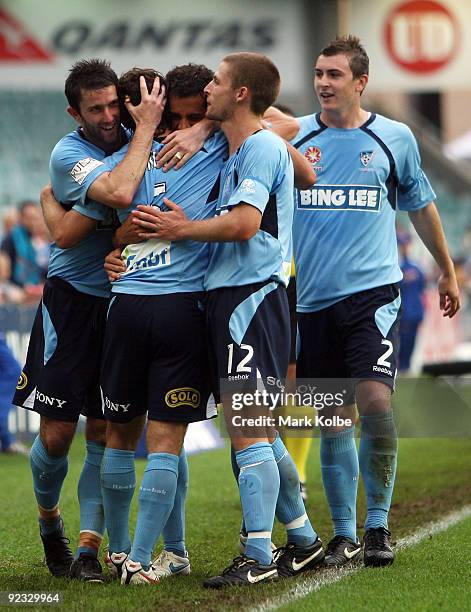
[14,35,459,588]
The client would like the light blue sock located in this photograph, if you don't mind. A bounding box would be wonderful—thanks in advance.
[163,448,188,556]
[230,445,247,536]
[131,453,179,568]
[320,426,359,541]
[101,448,135,554]
[360,412,398,531]
[76,441,105,557]
[272,434,317,547]
[236,443,279,566]
[30,435,68,535]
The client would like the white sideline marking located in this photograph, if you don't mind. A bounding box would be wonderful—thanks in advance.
[250,505,471,612]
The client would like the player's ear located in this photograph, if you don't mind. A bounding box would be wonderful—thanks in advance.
[356,74,368,95]
[67,105,81,123]
[236,86,249,104]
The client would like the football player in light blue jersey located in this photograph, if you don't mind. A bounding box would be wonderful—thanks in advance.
[13,58,165,583]
[82,130,226,297]
[40,64,220,584]
[267,35,460,568]
[72,66,225,586]
[132,52,324,589]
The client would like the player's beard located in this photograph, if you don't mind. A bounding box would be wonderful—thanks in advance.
[82,120,120,153]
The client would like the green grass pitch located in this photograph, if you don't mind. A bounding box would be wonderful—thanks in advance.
[1,389,471,610]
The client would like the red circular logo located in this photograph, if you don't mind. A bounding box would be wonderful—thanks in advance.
[305,146,321,164]
[384,0,459,74]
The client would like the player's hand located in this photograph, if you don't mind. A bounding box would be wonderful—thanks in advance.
[114,215,143,246]
[104,248,126,282]
[438,272,460,318]
[132,199,189,240]
[125,76,167,129]
[156,124,207,171]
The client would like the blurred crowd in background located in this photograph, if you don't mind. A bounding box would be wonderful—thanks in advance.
[0,200,50,455]
[0,200,50,305]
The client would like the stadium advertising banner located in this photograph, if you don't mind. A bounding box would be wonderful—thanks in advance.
[0,0,305,93]
[349,0,471,91]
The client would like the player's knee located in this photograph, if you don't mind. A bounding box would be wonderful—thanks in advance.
[106,424,137,450]
[147,421,186,455]
[40,419,76,456]
[356,381,391,416]
[85,418,107,446]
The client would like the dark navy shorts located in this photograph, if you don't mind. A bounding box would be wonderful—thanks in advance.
[206,280,290,397]
[13,277,108,422]
[297,284,401,397]
[100,291,215,424]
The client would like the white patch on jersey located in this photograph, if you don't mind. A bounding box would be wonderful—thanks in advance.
[121,239,171,275]
[70,157,104,185]
[154,182,167,197]
[239,178,256,194]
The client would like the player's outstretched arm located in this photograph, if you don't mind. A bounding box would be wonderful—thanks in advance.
[409,202,460,318]
[263,106,300,141]
[40,184,96,249]
[88,76,166,208]
[155,118,220,171]
[263,108,315,189]
[132,199,261,242]
[285,141,316,190]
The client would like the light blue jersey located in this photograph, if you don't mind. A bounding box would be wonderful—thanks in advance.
[77,132,227,295]
[204,130,293,291]
[292,113,436,312]
[48,128,120,297]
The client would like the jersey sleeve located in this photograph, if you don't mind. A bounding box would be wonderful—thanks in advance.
[204,130,227,154]
[71,198,109,221]
[49,142,108,208]
[396,126,436,211]
[227,133,284,213]
[70,146,131,220]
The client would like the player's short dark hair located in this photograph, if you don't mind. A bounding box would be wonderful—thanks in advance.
[118,67,167,130]
[165,63,214,99]
[222,52,280,115]
[320,35,369,78]
[65,58,118,112]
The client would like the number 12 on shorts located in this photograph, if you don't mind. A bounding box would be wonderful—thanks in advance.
[227,343,254,374]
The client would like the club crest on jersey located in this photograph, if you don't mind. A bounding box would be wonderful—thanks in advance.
[238,178,256,195]
[304,146,322,164]
[360,150,374,167]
